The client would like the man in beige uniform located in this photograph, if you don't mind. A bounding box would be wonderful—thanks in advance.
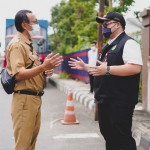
[6,10,63,150]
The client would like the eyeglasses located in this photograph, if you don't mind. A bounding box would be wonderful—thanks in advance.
[29,20,38,24]
[102,22,117,28]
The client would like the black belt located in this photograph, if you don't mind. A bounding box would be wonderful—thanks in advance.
[14,90,44,96]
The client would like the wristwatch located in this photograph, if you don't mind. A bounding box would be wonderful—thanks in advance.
[105,66,110,75]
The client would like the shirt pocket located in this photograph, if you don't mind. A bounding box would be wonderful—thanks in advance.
[27,54,40,68]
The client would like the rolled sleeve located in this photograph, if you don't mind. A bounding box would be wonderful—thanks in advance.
[9,44,26,76]
[123,39,143,65]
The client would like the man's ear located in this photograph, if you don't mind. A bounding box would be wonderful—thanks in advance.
[21,22,26,30]
[118,22,122,29]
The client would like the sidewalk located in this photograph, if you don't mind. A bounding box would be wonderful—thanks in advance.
[48,74,150,150]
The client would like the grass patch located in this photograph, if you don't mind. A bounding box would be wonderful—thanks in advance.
[59,71,71,79]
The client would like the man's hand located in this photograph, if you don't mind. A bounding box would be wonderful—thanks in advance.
[42,53,63,71]
[88,60,107,76]
[68,57,85,70]
[15,53,63,81]
[44,69,54,77]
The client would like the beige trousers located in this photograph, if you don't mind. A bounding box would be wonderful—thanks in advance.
[11,93,42,150]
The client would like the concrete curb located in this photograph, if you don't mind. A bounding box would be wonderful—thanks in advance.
[48,75,150,150]
[48,77,95,112]
[138,133,150,150]
[132,117,150,150]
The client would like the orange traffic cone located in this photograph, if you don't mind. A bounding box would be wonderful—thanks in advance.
[61,91,79,125]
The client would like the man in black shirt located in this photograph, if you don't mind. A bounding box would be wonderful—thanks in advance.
[69,11,142,150]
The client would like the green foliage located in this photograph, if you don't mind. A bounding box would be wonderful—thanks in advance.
[49,0,98,54]
[130,31,142,46]
[133,5,150,21]
[59,71,71,79]
[105,0,135,13]
[49,0,135,54]
[134,11,141,22]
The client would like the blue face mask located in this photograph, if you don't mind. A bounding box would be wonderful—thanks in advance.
[102,24,117,39]
[102,27,112,39]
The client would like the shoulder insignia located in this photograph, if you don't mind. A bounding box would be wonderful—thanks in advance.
[11,45,19,50]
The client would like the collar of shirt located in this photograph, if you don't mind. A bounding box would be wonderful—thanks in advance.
[108,32,123,45]
[17,32,32,45]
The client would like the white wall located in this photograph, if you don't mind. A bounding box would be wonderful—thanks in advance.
[125,18,142,35]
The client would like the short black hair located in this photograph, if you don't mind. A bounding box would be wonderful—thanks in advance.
[15,10,32,32]
[91,42,96,45]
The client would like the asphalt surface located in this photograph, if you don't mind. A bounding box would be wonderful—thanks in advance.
[0,80,105,150]
[48,74,150,150]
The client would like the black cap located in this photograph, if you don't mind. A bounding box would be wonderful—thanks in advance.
[96,11,126,28]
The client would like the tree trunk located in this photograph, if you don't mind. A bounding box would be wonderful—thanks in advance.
[120,0,124,6]
[108,0,112,6]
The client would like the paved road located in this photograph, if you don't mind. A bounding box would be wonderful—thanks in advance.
[0,80,105,150]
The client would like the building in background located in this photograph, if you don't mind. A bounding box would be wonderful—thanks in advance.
[125,17,143,45]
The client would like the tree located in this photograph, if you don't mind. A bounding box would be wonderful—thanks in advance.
[49,0,135,54]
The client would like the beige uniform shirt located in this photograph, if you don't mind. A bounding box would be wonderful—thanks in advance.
[6,32,44,92]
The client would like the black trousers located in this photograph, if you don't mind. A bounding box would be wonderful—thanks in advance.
[98,103,136,150]
[89,74,94,92]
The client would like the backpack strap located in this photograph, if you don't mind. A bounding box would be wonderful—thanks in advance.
[26,43,35,69]
[26,61,34,69]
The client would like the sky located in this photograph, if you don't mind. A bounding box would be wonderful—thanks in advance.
[0,0,149,55]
